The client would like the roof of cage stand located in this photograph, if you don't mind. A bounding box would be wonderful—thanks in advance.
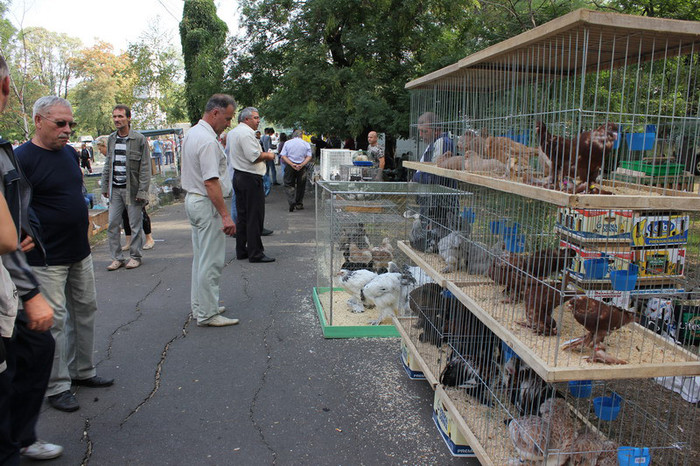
[405,9,700,91]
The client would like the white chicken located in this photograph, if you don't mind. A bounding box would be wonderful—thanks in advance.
[360,267,416,325]
[336,269,377,313]
[508,398,576,466]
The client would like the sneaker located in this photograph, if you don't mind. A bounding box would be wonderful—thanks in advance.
[217,306,226,315]
[125,258,141,269]
[197,315,239,327]
[107,260,124,271]
[20,440,64,460]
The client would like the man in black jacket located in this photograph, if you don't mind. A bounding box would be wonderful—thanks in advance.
[0,55,64,464]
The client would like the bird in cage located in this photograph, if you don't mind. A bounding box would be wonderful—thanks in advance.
[360,265,416,325]
[508,397,576,466]
[369,237,394,273]
[338,224,374,270]
[501,357,552,416]
[561,296,638,364]
[518,279,573,337]
[568,429,619,466]
[438,231,471,273]
[405,211,440,253]
[535,121,618,193]
[336,269,377,313]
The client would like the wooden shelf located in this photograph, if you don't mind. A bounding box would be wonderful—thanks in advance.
[393,316,440,388]
[399,241,700,383]
[404,161,700,211]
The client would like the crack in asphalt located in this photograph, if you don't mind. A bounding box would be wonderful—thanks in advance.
[120,313,193,426]
[105,275,163,360]
[79,419,93,466]
[249,307,277,463]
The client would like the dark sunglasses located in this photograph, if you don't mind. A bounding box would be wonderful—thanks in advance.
[40,114,77,129]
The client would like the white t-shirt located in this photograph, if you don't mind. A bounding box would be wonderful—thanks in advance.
[228,122,266,176]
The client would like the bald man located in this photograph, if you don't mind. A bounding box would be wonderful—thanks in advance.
[367,131,384,181]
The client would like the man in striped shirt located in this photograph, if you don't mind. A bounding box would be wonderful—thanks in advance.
[101,105,151,271]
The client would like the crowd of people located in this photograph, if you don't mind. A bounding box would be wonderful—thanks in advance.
[0,45,394,461]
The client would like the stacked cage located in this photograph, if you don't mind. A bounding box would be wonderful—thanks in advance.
[396,9,700,464]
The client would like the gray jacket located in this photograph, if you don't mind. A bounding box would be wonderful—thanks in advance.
[101,129,151,203]
[0,142,42,341]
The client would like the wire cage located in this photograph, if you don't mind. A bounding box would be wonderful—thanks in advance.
[395,9,700,464]
[406,9,700,208]
[314,181,468,329]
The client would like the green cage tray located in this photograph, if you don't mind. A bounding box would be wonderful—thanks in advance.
[619,160,685,176]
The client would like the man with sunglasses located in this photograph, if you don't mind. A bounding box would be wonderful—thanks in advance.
[101,105,151,271]
[15,96,114,414]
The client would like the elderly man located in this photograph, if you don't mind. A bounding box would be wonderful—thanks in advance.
[228,107,276,263]
[16,96,114,414]
[0,57,64,462]
[182,94,239,327]
[101,105,151,271]
[279,130,312,212]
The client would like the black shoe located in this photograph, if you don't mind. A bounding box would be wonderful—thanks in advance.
[261,228,273,236]
[249,255,275,263]
[48,390,79,412]
[289,205,295,212]
[72,375,114,388]
[295,203,304,210]
[237,253,249,260]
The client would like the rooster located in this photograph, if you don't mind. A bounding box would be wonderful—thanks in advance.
[535,121,618,192]
[560,296,637,364]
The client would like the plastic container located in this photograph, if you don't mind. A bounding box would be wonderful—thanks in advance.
[583,258,608,279]
[489,219,507,235]
[568,380,593,398]
[461,208,475,224]
[504,234,526,253]
[617,446,651,466]
[626,132,655,151]
[503,223,520,236]
[501,342,517,362]
[593,393,622,421]
[619,160,684,176]
[610,264,639,291]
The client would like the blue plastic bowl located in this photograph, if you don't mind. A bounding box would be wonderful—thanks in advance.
[618,446,651,466]
[583,258,608,279]
[593,393,622,421]
[568,380,593,398]
[504,234,526,253]
[610,264,639,291]
[461,208,475,224]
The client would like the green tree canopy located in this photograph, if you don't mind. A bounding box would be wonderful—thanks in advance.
[180,0,228,124]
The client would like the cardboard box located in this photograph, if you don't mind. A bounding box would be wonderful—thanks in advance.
[557,207,633,241]
[631,213,689,247]
[400,340,426,380]
[635,248,685,277]
[432,391,474,457]
[561,239,633,279]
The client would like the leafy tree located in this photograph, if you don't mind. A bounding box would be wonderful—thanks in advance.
[180,0,228,124]
[69,42,136,136]
[127,21,186,129]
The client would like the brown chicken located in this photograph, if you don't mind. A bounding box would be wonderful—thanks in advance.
[561,296,637,364]
[489,248,572,302]
[517,281,572,336]
[535,121,618,192]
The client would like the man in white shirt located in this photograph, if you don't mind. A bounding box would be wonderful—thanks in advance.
[279,130,312,212]
[181,94,239,327]
[228,107,276,263]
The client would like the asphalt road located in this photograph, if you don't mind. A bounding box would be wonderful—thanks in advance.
[28,182,478,465]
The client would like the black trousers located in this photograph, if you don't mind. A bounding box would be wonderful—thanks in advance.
[234,171,265,260]
[0,312,55,466]
[122,207,152,236]
[283,165,308,207]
